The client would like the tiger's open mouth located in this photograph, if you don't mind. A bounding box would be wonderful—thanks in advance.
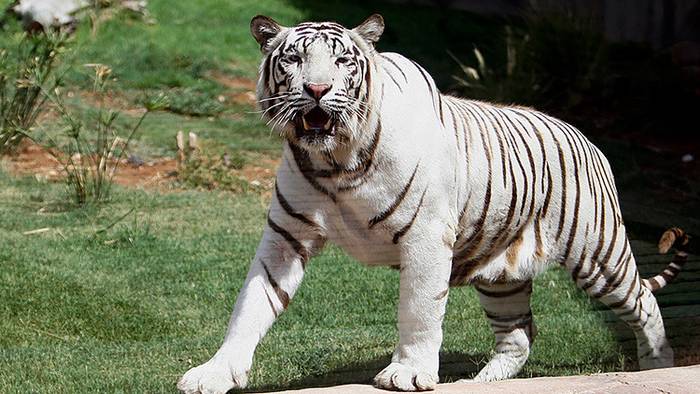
[295,106,336,137]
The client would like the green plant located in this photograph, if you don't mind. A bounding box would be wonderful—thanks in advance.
[0,30,69,153]
[38,64,165,204]
[94,207,155,246]
[176,148,251,192]
[80,0,153,36]
[452,8,607,111]
[450,26,534,104]
[146,88,225,117]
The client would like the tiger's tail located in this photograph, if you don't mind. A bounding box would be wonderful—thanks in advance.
[642,227,690,292]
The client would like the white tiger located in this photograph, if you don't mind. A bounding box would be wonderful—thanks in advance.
[178,14,690,393]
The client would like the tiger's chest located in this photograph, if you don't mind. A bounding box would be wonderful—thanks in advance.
[298,153,434,266]
[321,195,403,266]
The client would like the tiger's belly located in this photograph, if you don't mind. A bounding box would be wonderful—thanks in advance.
[467,218,554,283]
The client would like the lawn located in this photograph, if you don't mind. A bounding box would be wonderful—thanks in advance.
[0,0,637,392]
[0,172,626,392]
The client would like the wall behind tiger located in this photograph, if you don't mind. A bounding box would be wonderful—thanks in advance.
[384,0,700,47]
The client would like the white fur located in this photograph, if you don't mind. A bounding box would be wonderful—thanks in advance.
[179,17,676,394]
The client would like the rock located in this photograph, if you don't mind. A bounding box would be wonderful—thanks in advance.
[127,154,145,167]
[266,365,700,394]
[8,0,149,31]
[10,0,87,30]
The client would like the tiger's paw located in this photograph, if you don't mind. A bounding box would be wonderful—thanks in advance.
[373,362,438,391]
[471,353,525,382]
[177,357,248,394]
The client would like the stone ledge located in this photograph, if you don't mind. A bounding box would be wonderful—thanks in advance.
[268,364,700,393]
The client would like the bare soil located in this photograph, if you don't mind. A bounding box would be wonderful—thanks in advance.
[2,140,278,193]
[207,70,258,106]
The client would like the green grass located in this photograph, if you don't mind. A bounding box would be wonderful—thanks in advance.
[0,0,636,392]
[0,172,627,392]
[1,0,507,159]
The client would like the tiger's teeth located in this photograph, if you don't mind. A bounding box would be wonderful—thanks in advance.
[302,117,310,130]
[324,119,332,129]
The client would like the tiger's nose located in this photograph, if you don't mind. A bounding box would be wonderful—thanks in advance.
[304,83,331,100]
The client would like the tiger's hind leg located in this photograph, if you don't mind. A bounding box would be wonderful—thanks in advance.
[472,281,536,381]
[571,238,674,370]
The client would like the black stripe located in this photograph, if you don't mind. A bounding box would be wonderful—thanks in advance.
[451,105,493,268]
[646,277,661,291]
[488,110,509,190]
[504,113,537,219]
[484,310,533,324]
[369,161,420,228]
[608,278,639,309]
[338,120,383,191]
[531,113,567,240]
[560,130,582,263]
[392,187,428,244]
[445,99,460,147]
[594,247,632,298]
[267,215,309,265]
[275,183,318,228]
[410,59,434,95]
[381,54,408,82]
[452,105,493,263]
[601,253,635,293]
[382,65,404,92]
[263,288,279,317]
[474,109,519,258]
[289,143,337,202]
[508,110,548,195]
[542,165,553,217]
[409,59,441,121]
[475,281,531,298]
[497,111,530,220]
[260,259,290,309]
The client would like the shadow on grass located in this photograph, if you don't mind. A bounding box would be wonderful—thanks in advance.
[245,351,488,392]
[593,251,700,369]
[245,259,700,392]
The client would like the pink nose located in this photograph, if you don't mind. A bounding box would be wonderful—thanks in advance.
[304,83,331,100]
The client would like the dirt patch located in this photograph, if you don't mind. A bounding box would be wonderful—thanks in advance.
[3,141,177,188]
[208,71,258,106]
[2,141,278,193]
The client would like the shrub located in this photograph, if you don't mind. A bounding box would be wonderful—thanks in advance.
[39,64,165,204]
[140,88,225,117]
[0,30,69,153]
[175,134,251,192]
[452,8,606,111]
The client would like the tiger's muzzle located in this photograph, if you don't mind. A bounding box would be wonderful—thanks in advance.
[294,106,337,139]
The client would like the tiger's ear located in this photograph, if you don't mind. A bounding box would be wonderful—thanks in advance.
[353,14,384,45]
[251,15,284,52]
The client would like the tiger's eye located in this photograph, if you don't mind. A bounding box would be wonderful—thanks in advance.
[336,57,351,65]
[287,54,302,63]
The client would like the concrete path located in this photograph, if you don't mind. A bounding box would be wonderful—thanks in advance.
[269,365,700,393]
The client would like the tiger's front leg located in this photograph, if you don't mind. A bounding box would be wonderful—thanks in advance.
[178,211,321,394]
[374,227,453,392]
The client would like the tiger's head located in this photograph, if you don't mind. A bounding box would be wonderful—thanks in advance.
[251,14,384,152]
